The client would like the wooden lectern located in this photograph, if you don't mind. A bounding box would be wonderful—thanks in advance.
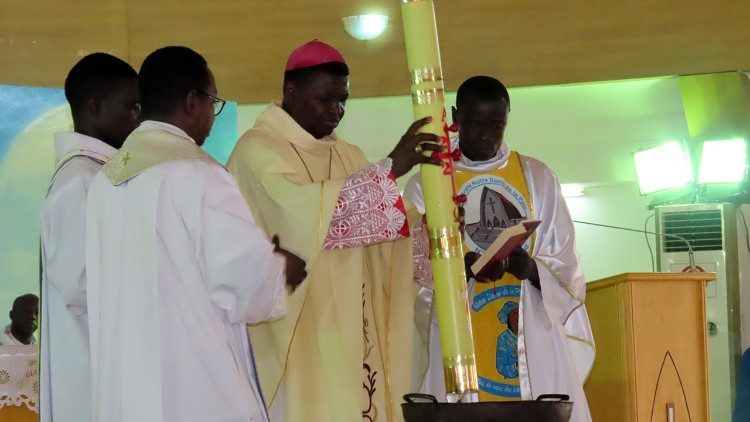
[584,272,715,421]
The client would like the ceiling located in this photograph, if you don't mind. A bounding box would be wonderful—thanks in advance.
[2,0,750,103]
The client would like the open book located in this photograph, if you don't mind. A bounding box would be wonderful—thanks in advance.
[470,220,541,279]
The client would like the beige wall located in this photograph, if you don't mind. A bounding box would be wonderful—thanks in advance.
[2,0,750,103]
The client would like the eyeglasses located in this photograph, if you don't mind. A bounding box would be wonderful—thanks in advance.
[199,91,227,116]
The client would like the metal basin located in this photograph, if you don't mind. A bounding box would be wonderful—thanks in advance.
[401,393,573,422]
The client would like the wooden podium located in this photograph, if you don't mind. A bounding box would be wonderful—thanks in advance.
[583,272,715,422]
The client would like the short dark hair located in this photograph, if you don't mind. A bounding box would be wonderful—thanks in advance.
[64,53,137,119]
[12,294,38,311]
[283,61,350,87]
[456,76,510,110]
[139,46,211,117]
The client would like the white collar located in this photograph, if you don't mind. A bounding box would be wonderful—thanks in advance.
[53,132,118,162]
[2,324,35,345]
[256,102,339,152]
[137,120,195,144]
[451,135,511,173]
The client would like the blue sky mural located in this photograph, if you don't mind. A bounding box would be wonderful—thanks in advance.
[0,83,238,321]
[0,85,66,161]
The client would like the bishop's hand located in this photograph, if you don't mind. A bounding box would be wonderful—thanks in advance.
[272,235,307,291]
[387,117,443,178]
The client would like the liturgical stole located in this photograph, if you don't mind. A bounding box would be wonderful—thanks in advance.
[454,151,535,402]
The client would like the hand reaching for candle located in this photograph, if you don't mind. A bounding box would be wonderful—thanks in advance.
[387,117,443,178]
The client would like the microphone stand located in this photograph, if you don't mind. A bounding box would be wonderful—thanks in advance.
[572,220,697,273]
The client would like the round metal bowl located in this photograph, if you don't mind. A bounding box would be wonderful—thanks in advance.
[401,393,573,422]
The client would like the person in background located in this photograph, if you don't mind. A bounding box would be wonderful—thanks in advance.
[1,294,39,346]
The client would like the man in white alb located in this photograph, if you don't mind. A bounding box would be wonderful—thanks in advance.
[39,52,140,422]
[405,76,594,422]
[85,46,306,422]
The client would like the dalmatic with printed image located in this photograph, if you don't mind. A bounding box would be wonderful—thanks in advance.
[455,151,534,401]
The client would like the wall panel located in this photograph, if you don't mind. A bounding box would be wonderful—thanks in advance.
[0,0,129,87]
[2,0,750,103]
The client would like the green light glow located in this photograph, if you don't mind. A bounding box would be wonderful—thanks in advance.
[633,141,692,194]
[698,139,747,184]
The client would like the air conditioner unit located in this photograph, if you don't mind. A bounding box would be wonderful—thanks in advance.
[655,203,747,422]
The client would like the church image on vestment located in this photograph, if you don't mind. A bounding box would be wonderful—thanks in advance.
[465,186,526,250]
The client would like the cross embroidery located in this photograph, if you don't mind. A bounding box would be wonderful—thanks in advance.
[487,196,498,211]
[122,152,131,165]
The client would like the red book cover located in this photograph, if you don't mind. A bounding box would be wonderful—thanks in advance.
[471,220,541,279]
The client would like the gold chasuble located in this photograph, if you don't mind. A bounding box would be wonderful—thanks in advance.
[227,104,423,422]
[453,151,534,402]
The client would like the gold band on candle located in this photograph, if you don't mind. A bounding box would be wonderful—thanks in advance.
[443,355,479,394]
[412,88,444,105]
[411,67,443,85]
[429,226,462,259]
